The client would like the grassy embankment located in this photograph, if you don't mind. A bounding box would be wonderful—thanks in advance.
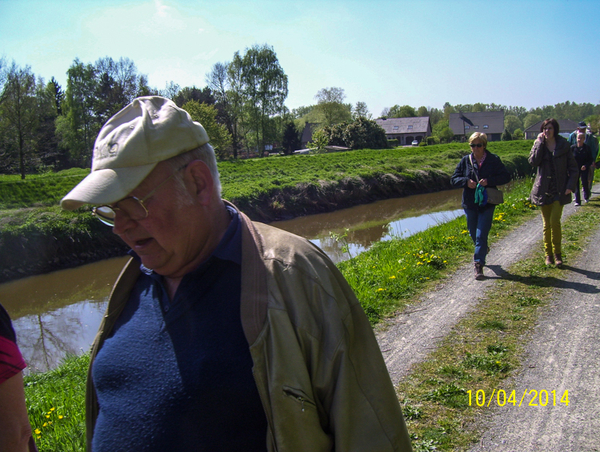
[0,141,532,282]
[11,141,549,451]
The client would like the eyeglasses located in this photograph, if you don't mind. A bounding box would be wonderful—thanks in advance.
[93,165,186,227]
[469,143,483,148]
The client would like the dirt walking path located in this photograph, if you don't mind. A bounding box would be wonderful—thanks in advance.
[377,209,546,384]
[376,186,600,450]
[469,211,600,451]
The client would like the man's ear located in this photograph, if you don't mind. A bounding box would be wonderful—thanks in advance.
[186,160,214,205]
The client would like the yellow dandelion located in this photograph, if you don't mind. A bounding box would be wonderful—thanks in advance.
[58,415,64,420]
[50,407,56,412]
[34,429,41,435]
[43,422,48,427]
[377,288,385,292]
[389,275,396,279]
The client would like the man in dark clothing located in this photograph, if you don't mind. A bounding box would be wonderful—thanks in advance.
[569,121,599,191]
[571,131,594,205]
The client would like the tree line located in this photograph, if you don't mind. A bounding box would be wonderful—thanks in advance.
[2,46,600,178]
[0,44,293,178]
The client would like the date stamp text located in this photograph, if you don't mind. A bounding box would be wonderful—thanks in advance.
[467,389,569,407]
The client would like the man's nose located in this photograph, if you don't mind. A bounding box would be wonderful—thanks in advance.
[111,210,136,234]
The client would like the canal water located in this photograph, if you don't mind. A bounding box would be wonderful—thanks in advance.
[2,189,463,373]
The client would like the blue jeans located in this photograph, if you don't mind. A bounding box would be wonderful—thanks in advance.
[465,206,495,265]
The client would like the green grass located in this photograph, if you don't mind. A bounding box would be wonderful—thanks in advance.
[0,141,534,211]
[0,168,89,209]
[0,142,535,279]
[221,142,531,202]
[24,354,88,452]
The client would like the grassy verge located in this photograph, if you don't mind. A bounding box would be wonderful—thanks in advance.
[1,141,533,211]
[397,199,600,451]
[1,142,535,282]
[24,354,89,452]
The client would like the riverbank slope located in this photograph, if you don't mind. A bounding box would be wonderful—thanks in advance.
[0,143,533,283]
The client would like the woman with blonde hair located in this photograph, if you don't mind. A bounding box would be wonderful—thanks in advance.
[452,132,511,279]
[529,118,578,267]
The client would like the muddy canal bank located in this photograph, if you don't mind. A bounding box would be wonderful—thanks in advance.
[1,172,459,283]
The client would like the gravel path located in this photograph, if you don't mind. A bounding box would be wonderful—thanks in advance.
[377,209,546,384]
[376,186,600,451]
[470,210,600,452]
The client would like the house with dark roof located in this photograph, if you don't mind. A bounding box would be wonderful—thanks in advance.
[449,111,504,142]
[524,119,579,140]
[374,116,431,145]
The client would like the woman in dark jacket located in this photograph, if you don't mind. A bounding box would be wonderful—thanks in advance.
[452,132,511,280]
[529,118,578,267]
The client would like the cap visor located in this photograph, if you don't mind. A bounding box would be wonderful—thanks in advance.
[61,163,157,210]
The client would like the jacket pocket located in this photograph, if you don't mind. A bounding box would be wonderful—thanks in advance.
[282,385,317,413]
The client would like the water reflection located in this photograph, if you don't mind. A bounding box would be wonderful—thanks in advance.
[2,189,464,373]
[1,256,129,373]
[272,189,463,263]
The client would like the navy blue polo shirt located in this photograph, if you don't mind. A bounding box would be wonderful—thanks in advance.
[92,208,268,451]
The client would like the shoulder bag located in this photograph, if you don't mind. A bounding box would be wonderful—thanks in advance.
[469,154,504,205]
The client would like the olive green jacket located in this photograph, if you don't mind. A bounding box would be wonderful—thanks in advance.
[86,205,412,451]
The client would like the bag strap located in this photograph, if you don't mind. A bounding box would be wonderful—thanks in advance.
[469,154,480,183]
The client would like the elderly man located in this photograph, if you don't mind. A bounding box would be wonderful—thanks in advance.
[571,131,594,205]
[61,96,412,452]
[569,121,599,192]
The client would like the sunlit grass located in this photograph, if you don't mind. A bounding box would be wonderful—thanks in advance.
[24,354,88,452]
[0,141,534,210]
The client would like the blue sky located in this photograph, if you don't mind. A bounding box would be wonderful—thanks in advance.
[1,0,599,118]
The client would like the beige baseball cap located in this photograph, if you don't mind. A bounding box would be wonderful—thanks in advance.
[61,96,209,210]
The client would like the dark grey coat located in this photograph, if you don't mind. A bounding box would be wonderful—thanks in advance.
[528,135,578,206]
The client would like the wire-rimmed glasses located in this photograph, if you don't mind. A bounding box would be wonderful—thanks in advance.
[92,165,185,227]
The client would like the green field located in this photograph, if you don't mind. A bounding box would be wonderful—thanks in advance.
[0,141,533,211]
